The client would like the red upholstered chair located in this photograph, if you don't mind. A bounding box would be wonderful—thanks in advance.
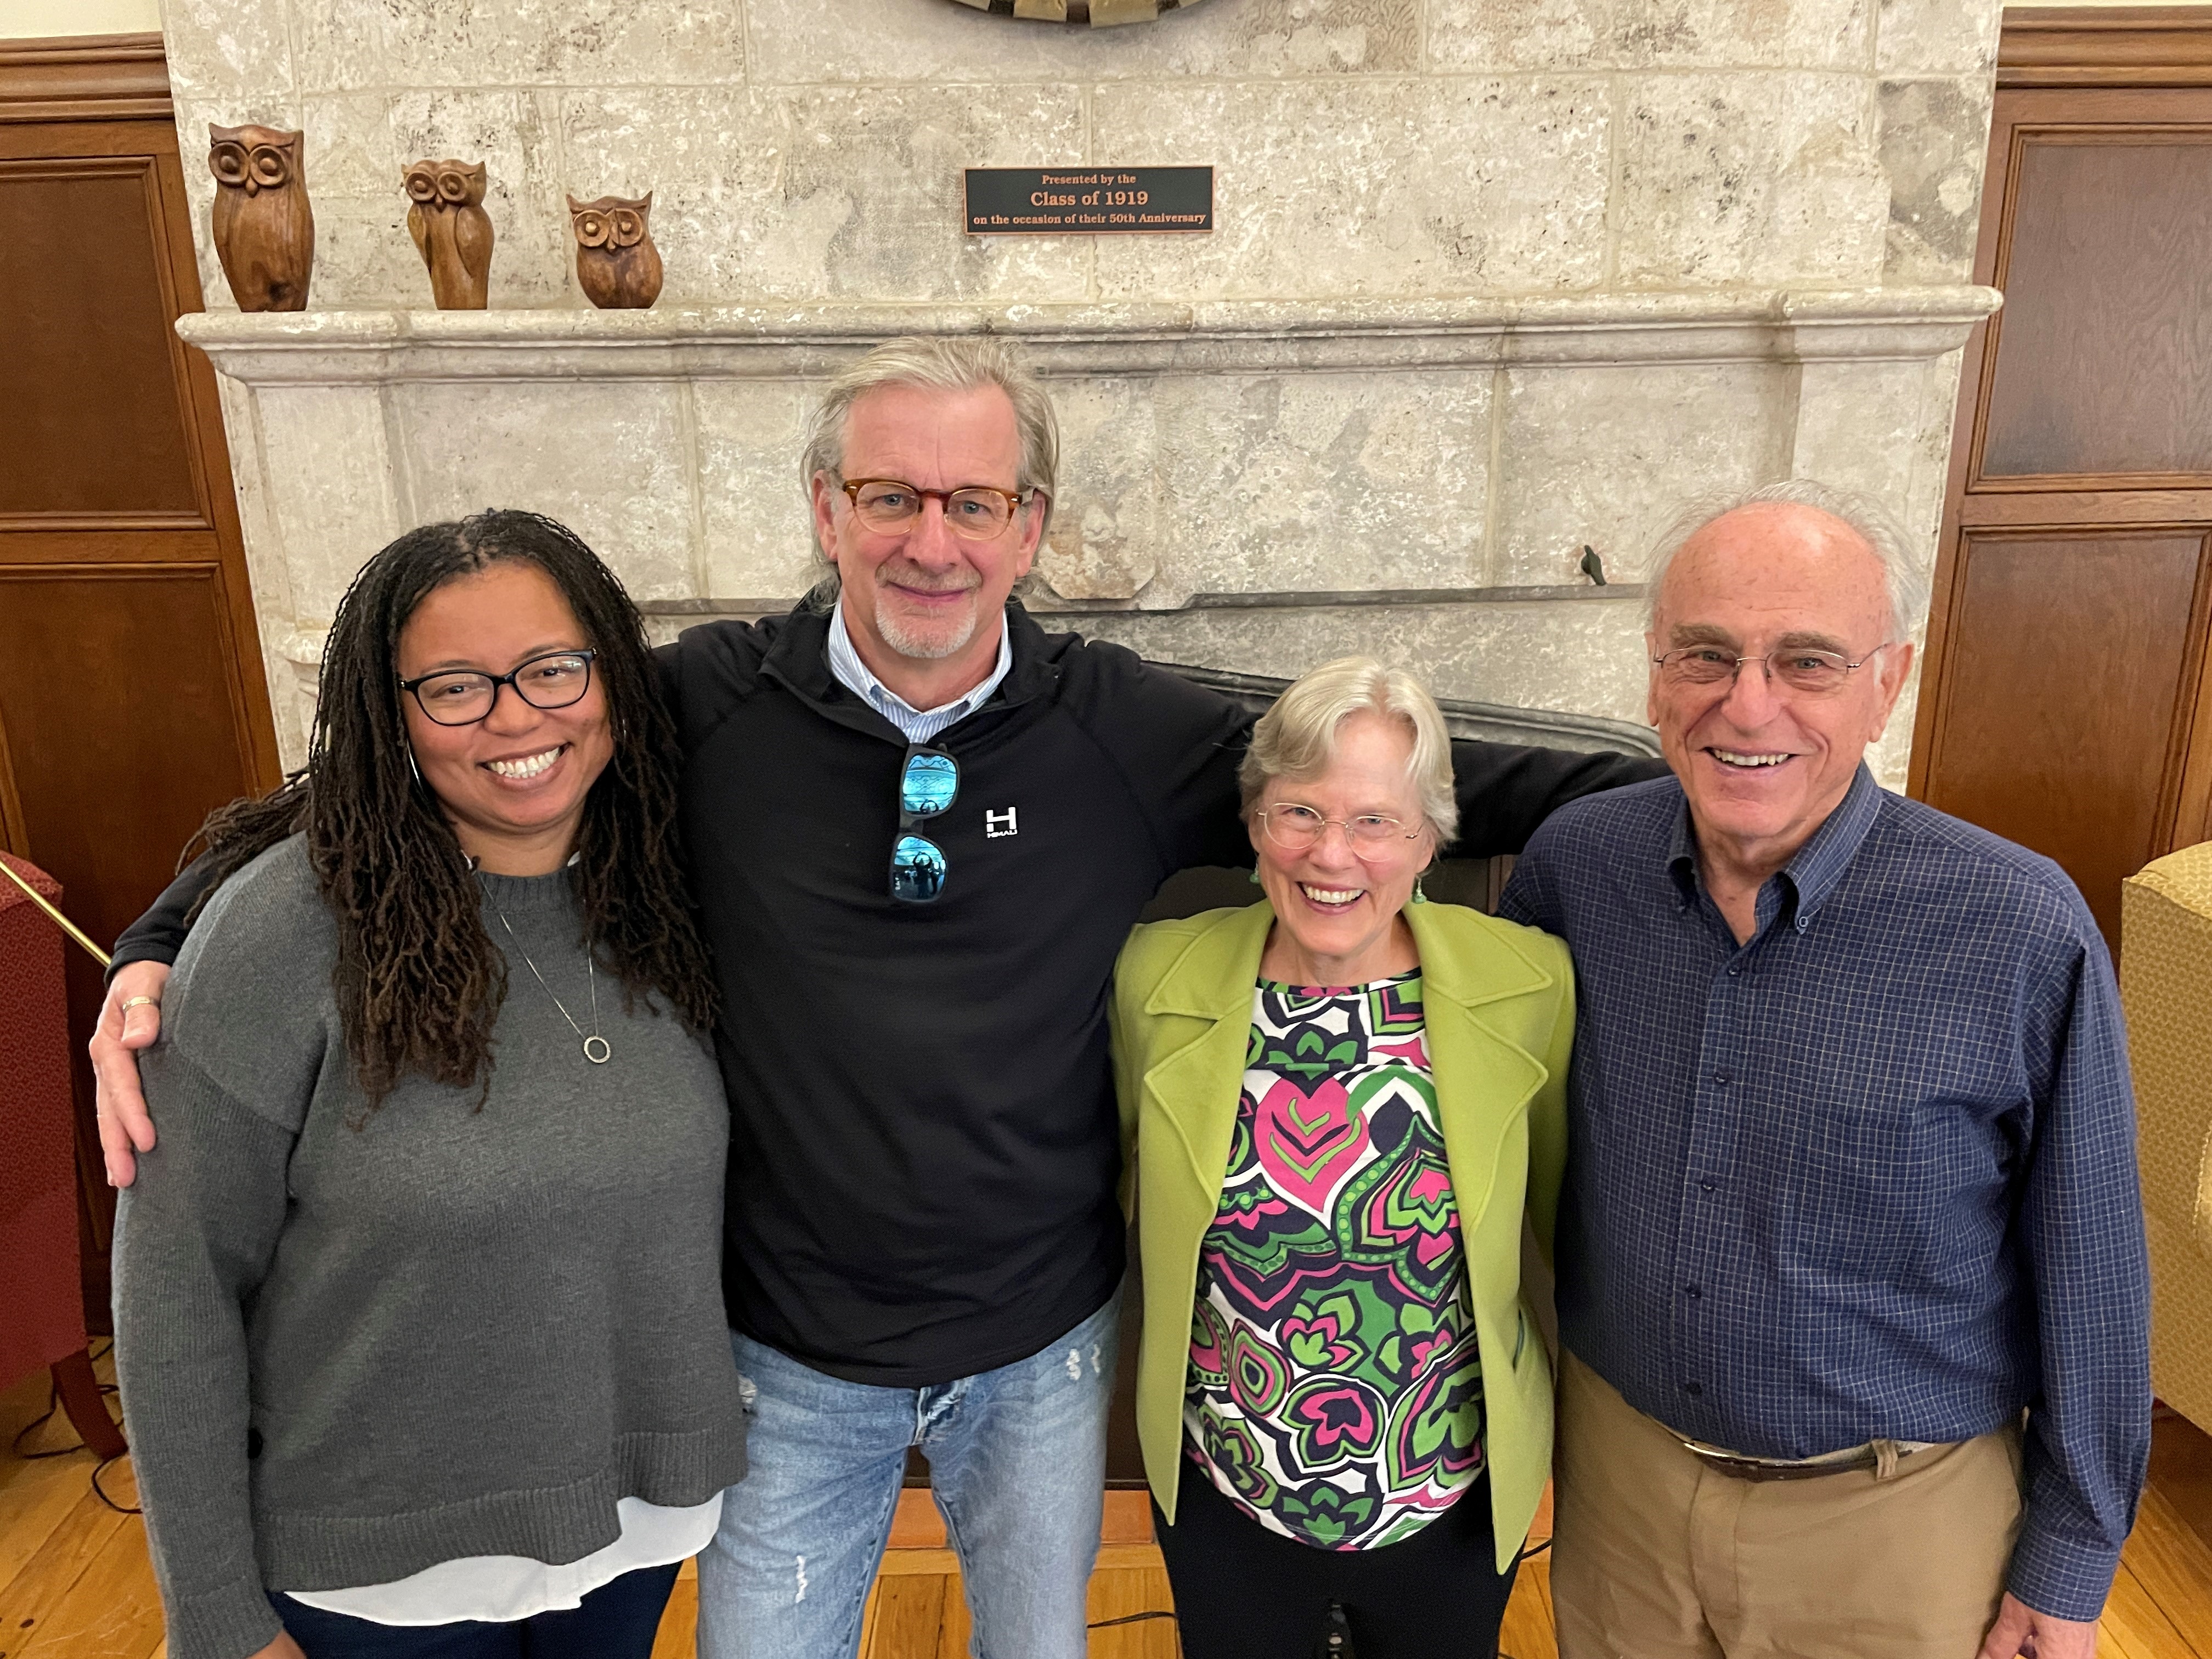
[0,850,125,1460]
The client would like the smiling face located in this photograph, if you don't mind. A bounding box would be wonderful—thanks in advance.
[395,560,614,874]
[810,381,1044,672]
[1646,502,1913,884]
[1249,709,1437,986]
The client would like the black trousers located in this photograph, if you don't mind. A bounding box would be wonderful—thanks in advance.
[268,1561,680,1658]
[1154,1466,1518,1659]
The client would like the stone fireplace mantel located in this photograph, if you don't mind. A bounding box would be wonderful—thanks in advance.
[178,287,1999,380]
[182,285,1997,775]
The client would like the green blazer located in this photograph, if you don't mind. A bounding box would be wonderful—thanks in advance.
[1109,899,1572,1573]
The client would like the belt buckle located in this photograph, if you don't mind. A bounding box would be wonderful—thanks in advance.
[1679,1439,1876,1482]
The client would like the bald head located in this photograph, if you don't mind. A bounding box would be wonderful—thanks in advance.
[1643,478,1927,642]
[1654,502,1892,651]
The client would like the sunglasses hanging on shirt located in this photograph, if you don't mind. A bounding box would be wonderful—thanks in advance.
[890,746,958,903]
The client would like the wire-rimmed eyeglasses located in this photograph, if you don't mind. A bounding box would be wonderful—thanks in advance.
[399,650,597,727]
[1255,803,1425,860]
[1651,641,1895,697]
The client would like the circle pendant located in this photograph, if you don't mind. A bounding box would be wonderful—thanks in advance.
[583,1035,612,1065]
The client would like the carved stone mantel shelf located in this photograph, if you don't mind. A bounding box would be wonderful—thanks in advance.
[176,287,2003,382]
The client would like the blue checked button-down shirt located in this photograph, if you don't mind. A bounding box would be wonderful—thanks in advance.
[1499,766,2150,1622]
[826,600,1013,744]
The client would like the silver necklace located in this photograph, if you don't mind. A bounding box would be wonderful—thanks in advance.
[491,903,609,1065]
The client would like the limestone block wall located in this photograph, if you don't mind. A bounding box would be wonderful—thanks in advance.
[160,0,2006,785]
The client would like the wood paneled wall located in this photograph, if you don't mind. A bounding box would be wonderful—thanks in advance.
[1913,12,2212,950]
[0,32,281,1321]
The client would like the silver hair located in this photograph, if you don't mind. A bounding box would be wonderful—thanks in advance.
[1239,657,1459,847]
[798,335,1059,590]
[1641,478,1931,640]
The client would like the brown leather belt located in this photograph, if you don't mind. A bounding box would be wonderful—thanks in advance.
[1676,1436,1937,1482]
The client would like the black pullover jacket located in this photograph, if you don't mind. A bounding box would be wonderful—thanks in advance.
[117,601,1662,1386]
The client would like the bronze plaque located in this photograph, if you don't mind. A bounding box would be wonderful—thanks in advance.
[963,166,1213,235]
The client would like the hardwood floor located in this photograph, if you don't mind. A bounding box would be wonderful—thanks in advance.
[8,1360,2210,1659]
[0,1355,162,1659]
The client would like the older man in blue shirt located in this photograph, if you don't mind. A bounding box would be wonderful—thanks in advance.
[1500,481,2149,1658]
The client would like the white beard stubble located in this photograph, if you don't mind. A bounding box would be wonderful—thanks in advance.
[870,569,980,662]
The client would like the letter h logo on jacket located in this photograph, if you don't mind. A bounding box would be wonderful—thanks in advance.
[985,808,1019,839]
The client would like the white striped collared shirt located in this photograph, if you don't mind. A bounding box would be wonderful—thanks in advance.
[825,599,1013,746]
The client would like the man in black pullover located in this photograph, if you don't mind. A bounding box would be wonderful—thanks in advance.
[94,336,1662,1659]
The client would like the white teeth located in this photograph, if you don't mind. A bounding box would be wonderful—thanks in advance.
[1713,749,1789,768]
[1301,884,1363,905]
[486,747,562,779]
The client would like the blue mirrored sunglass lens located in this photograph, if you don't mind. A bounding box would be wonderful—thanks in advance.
[900,752,959,817]
[890,834,949,902]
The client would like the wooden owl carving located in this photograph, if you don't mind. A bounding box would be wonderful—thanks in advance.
[403,159,494,310]
[208,123,313,311]
[568,193,663,310]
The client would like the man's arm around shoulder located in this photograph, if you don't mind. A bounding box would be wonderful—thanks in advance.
[1446,740,1668,861]
[95,854,225,1187]
[1068,642,1261,875]
[656,612,785,749]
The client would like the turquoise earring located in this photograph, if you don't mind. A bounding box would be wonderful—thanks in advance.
[1410,873,1429,904]
[1248,868,1262,885]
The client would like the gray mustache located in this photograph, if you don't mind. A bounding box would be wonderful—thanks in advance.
[878,564,981,595]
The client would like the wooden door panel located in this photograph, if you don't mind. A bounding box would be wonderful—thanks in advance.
[1977,132,2212,485]
[1922,530,2208,943]
[0,525,222,563]
[0,567,256,952]
[0,58,282,1322]
[0,157,199,517]
[1916,74,2212,955]
[1959,488,2212,528]
[0,561,262,1300]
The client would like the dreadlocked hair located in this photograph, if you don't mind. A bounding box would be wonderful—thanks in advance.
[185,510,719,1108]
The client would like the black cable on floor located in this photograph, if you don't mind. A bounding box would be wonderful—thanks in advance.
[92,1452,140,1514]
[1087,1609,1177,1629]
[10,1339,136,1512]
[9,1384,70,1459]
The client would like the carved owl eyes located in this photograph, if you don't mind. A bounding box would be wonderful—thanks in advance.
[403,163,483,205]
[572,206,646,249]
[211,140,293,193]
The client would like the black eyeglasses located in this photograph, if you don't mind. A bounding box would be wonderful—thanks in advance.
[890,746,957,903]
[398,650,597,727]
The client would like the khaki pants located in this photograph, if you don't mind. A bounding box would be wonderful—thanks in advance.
[1552,1351,2023,1659]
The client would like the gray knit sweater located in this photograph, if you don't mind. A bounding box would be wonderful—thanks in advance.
[113,838,746,1659]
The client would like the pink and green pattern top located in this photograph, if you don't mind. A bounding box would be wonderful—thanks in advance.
[1183,972,1483,1551]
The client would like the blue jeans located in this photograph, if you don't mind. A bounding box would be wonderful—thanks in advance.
[697,1294,1119,1659]
[269,1561,679,1657]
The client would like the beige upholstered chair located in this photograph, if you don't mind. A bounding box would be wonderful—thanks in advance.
[2123,841,2212,1435]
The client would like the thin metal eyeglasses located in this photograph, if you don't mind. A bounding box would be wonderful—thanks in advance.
[398,649,597,727]
[890,745,958,904]
[1256,803,1424,859]
[1651,641,1895,697]
[842,478,1034,541]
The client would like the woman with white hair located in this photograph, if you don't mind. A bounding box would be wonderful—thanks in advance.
[1111,657,1573,1657]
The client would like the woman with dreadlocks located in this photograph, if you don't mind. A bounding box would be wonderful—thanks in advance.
[111,511,744,1659]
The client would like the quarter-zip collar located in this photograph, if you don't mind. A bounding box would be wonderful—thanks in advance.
[759,597,1065,747]
[826,600,1014,744]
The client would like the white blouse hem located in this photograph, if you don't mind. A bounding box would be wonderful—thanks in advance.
[280,1492,723,1626]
